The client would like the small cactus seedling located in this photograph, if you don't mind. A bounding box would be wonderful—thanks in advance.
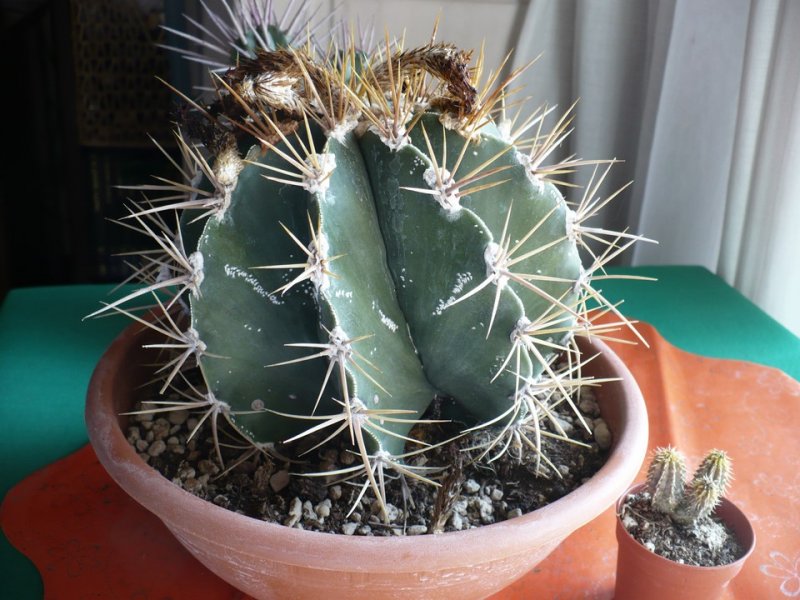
[89,5,652,521]
[644,447,733,525]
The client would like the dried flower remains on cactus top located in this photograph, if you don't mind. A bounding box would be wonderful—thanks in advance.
[89,16,653,523]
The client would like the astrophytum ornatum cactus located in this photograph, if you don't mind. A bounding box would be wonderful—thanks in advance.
[90,17,647,515]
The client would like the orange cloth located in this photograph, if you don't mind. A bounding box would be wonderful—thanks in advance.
[2,322,799,599]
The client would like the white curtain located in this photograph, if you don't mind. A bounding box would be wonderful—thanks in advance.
[513,0,800,335]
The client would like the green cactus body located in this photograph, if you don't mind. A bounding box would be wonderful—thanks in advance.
[183,134,439,455]
[673,476,722,525]
[694,449,734,491]
[175,70,589,457]
[190,144,332,442]
[645,446,687,514]
[306,133,438,455]
[360,131,527,417]
[358,117,581,423]
[673,450,732,525]
[640,447,733,526]
[187,113,584,450]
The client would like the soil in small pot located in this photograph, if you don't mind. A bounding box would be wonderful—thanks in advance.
[127,388,611,537]
[620,491,744,566]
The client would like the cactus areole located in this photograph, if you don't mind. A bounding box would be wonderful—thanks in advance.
[91,23,647,518]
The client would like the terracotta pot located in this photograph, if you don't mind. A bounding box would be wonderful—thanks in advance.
[614,483,756,600]
[86,321,648,600]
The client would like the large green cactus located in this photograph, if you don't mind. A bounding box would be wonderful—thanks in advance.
[92,14,647,516]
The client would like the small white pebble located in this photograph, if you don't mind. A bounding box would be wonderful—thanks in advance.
[316,499,331,519]
[372,502,400,522]
[552,415,574,434]
[328,485,342,500]
[342,523,358,535]
[152,418,171,440]
[137,410,154,423]
[184,477,202,493]
[147,440,167,457]
[406,525,428,536]
[506,508,523,519]
[198,460,220,476]
[593,419,612,450]
[490,488,504,502]
[302,500,316,522]
[269,470,290,493]
[476,498,495,524]
[578,397,600,416]
[463,479,480,494]
[284,498,302,527]
[168,410,189,426]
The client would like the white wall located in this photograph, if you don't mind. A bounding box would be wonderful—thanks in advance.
[331,0,523,74]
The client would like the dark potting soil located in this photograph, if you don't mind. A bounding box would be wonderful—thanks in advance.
[127,390,610,536]
[620,491,744,566]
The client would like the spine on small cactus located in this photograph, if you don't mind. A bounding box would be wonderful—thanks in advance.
[645,446,686,514]
[673,449,732,525]
[694,449,733,491]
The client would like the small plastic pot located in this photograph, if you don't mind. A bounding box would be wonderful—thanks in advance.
[614,483,755,600]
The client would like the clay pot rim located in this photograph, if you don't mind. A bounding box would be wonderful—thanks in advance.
[86,320,648,562]
[615,482,757,572]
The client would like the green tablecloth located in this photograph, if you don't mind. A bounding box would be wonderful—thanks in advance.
[2,266,799,598]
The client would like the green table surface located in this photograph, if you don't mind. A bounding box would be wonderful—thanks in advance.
[2,265,799,598]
